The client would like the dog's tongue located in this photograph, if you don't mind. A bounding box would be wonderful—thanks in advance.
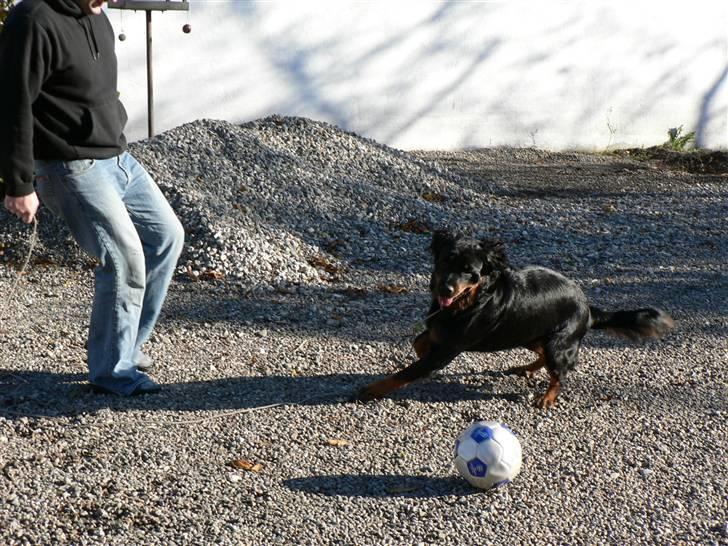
[439,296,454,308]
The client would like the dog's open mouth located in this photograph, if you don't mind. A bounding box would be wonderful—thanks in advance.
[438,287,471,309]
[438,296,455,308]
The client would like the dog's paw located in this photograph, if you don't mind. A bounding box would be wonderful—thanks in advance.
[352,386,382,403]
[534,394,558,410]
[353,377,405,403]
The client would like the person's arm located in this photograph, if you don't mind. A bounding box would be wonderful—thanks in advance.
[0,7,50,205]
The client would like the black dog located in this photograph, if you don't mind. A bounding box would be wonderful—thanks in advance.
[357,230,674,408]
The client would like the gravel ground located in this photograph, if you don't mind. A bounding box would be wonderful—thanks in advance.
[1,117,726,545]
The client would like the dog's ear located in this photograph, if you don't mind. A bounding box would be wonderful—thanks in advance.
[479,239,508,271]
[430,229,455,259]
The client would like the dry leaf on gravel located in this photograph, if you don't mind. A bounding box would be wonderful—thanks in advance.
[392,219,431,234]
[200,270,225,281]
[377,284,408,294]
[228,460,264,473]
[307,255,345,275]
[421,191,447,203]
[336,287,369,298]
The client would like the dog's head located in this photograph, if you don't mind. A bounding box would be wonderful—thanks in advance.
[429,229,508,309]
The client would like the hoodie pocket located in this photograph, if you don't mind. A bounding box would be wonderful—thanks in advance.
[80,97,128,147]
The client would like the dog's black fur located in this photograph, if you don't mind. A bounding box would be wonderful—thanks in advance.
[357,230,674,408]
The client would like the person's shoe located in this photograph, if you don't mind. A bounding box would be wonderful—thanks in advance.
[130,379,162,395]
[135,352,155,371]
[91,378,162,396]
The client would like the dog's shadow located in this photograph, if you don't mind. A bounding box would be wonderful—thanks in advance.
[283,474,480,499]
[0,369,525,419]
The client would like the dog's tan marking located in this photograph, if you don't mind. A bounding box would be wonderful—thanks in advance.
[506,346,546,379]
[536,370,561,409]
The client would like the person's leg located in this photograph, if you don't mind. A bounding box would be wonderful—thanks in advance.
[35,158,155,395]
[117,152,184,363]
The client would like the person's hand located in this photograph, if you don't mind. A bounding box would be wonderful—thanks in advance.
[4,193,40,224]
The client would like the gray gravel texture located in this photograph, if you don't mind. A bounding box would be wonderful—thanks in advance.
[1,116,726,545]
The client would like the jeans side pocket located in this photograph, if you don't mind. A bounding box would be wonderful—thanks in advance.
[63,159,96,175]
[34,173,62,216]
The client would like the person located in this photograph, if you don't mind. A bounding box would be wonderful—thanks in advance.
[0,0,185,395]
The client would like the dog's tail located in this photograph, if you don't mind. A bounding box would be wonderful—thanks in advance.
[589,306,674,341]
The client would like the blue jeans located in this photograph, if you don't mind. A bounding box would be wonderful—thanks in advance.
[35,152,184,395]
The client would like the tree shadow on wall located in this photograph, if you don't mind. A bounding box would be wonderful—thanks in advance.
[695,63,728,148]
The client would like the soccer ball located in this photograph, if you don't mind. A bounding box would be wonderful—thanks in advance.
[453,421,522,489]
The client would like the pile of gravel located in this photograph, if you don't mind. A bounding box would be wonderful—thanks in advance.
[137,116,472,288]
[2,116,494,291]
[1,117,726,545]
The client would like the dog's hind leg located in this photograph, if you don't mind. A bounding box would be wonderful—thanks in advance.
[534,334,583,409]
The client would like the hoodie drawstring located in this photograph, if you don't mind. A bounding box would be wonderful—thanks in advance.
[78,18,101,60]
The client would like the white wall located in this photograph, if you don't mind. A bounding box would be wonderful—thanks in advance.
[110,0,728,151]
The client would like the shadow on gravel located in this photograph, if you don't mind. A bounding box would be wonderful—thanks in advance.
[283,474,478,498]
[2,368,724,421]
[0,369,521,419]
[159,271,725,343]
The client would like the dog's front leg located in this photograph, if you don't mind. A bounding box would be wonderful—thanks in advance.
[355,348,459,402]
[412,329,433,359]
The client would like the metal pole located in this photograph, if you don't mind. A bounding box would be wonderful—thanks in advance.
[145,9,154,138]
[108,1,188,139]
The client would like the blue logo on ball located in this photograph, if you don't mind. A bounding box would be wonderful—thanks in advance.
[470,426,493,443]
[467,458,488,477]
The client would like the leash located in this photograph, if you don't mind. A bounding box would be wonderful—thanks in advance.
[150,388,347,427]
[13,218,38,286]
[1,218,38,337]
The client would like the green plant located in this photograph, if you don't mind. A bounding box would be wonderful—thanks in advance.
[0,0,14,31]
[664,125,696,151]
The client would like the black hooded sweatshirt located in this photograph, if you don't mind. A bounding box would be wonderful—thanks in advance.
[0,0,127,197]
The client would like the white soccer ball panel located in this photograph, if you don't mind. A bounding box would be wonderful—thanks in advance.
[456,437,478,461]
[492,424,521,455]
[492,425,523,476]
[475,435,503,466]
[486,460,512,483]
